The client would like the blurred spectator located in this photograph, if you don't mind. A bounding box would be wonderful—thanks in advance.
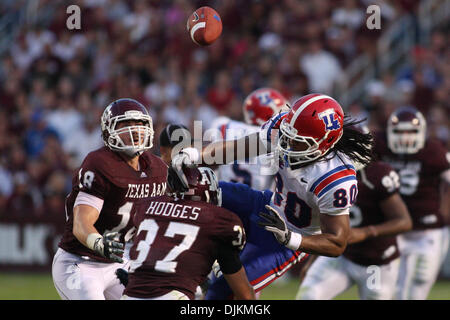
[144,68,182,108]
[207,70,235,113]
[5,172,42,218]
[63,112,103,168]
[24,112,60,158]
[45,97,83,145]
[331,0,365,30]
[300,39,342,94]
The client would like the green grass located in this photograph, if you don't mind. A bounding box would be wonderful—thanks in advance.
[259,276,450,300]
[0,272,449,300]
[0,273,60,300]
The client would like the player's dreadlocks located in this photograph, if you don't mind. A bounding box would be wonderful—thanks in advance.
[330,116,374,168]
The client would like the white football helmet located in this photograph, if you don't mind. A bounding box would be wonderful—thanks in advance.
[387,106,426,154]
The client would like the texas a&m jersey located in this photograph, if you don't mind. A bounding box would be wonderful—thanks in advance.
[343,161,401,266]
[124,195,246,300]
[374,132,450,230]
[58,146,168,262]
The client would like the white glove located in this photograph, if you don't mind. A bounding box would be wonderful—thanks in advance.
[87,232,124,263]
[212,260,222,278]
[258,205,303,251]
[170,148,200,190]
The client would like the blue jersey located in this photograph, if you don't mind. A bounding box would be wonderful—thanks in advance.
[205,181,308,299]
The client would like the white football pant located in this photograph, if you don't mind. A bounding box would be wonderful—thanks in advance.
[52,248,128,300]
[395,227,449,300]
[296,255,400,300]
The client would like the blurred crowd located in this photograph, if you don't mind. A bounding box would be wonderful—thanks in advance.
[0,0,448,218]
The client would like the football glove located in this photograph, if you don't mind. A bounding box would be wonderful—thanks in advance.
[258,205,302,251]
[115,268,129,286]
[169,148,200,191]
[90,232,124,263]
[212,260,222,278]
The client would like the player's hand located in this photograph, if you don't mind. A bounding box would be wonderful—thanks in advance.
[258,205,303,251]
[212,260,222,278]
[258,205,292,246]
[93,232,124,263]
[115,268,129,286]
[170,148,200,191]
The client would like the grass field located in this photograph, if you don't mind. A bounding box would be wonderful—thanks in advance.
[0,272,449,300]
[259,276,450,300]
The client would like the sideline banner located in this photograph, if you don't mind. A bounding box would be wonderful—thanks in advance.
[0,214,64,272]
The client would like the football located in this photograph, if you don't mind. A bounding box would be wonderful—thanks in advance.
[186,6,222,46]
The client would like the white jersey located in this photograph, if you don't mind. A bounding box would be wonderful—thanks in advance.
[210,117,276,191]
[260,114,357,236]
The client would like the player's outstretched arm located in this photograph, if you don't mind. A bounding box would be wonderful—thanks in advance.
[296,213,350,257]
[223,266,256,300]
[73,204,124,262]
[200,132,267,165]
[347,193,412,244]
[259,206,350,257]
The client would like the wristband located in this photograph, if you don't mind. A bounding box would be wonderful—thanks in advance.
[86,233,103,251]
[286,232,303,251]
[368,226,378,238]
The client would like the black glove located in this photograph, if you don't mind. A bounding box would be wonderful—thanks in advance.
[115,268,129,287]
[92,232,124,263]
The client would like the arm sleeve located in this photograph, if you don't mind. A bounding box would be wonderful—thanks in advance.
[216,242,243,275]
[74,191,104,213]
[259,112,288,152]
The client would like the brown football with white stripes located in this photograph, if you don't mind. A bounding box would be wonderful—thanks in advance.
[186,6,222,46]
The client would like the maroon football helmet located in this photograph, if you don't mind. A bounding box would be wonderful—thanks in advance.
[278,93,345,165]
[101,98,154,157]
[387,106,426,154]
[168,166,222,206]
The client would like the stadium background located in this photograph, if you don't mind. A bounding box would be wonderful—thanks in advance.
[0,0,448,299]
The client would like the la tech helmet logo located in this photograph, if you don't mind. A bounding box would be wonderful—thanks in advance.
[318,109,341,131]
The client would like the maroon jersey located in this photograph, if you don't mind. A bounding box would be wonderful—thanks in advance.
[374,132,449,230]
[343,161,401,266]
[58,146,168,263]
[124,195,246,300]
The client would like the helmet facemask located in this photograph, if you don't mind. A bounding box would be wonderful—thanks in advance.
[277,120,325,166]
[387,112,426,154]
[102,109,154,157]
